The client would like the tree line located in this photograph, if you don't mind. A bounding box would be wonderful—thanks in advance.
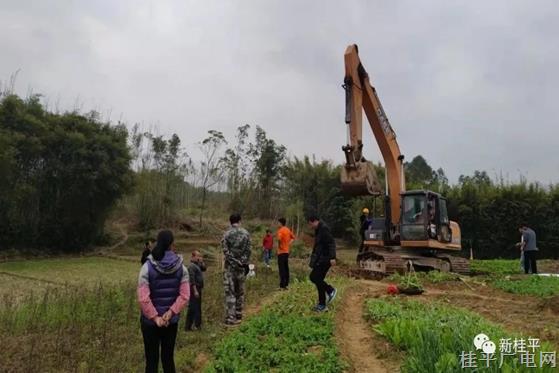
[0,94,557,259]
[403,156,559,259]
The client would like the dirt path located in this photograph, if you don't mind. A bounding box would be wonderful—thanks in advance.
[105,222,129,252]
[336,282,400,373]
[0,270,64,286]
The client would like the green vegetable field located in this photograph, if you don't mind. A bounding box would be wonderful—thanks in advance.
[207,280,348,372]
[366,298,556,372]
[1,253,558,372]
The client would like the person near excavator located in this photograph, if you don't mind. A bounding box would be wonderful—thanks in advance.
[308,215,337,312]
[359,208,371,251]
[519,223,538,274]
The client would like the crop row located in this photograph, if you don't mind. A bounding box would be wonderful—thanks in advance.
[206,279,347,373]
[365,297,556,373]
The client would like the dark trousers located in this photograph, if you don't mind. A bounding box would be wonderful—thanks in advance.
[141,321,178,373]
[524,251,538,274]
[278,253,290,288]
[359,230,365,253]
[185,291,202,330]
[310,263,334,306]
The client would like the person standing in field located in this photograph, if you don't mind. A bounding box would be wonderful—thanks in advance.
[519,223,538,274]
[262,229,274,268]
[277,218,295,290]
[515,234,527,272]
[222,213,251,326]
[185,250,206,331]
[141,240,153,265]
[137,230,190,373]
[308,215,337,312]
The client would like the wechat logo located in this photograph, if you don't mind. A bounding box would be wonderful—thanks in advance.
[474,333,496,354]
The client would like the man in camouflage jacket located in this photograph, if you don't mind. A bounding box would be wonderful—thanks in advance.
[221,213,251,325]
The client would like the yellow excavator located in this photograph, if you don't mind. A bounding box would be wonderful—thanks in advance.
[341,44,469,275]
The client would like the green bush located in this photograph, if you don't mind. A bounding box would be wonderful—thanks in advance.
[289,239,309,259]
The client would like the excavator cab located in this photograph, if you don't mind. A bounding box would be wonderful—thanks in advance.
[400,191,458,249]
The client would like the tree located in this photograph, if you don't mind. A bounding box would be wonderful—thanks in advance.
[221,124,253,213]
[251,126,286,218]
[285,200,304,236]
[198,130,227,227]
[131,131,190,230]
[282,156,353,238]
[404,155,435,188]
[431,167,449,193]
[0,94,133,251]
[458,170,492,188]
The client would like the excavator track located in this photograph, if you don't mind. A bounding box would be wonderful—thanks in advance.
[435,253,471,275]
[357,247,470,276]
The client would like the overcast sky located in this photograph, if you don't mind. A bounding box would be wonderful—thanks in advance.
[1,0,557,183]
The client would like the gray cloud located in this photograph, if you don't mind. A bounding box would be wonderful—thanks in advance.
[1,0,557,183]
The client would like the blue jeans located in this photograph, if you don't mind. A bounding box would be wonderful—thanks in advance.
[263,249,272,265]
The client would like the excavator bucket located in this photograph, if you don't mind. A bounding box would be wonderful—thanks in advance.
[341,161,383,196]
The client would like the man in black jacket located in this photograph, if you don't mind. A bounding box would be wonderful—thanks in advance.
[308,215,337,312]
[185,250,207,330]
[140,240,153,265]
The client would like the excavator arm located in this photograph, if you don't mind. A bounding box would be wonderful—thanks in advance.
[341,44,406,227]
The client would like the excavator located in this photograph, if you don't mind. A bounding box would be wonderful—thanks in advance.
[340,44,469,275]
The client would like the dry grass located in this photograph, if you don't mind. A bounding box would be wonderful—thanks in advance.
[0,255,308,372]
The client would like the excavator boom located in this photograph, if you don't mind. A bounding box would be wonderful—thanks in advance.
[341,44,405,227]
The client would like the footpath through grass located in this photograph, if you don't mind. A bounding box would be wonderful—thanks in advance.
[365,297,557,373]
[206,278,348,373]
